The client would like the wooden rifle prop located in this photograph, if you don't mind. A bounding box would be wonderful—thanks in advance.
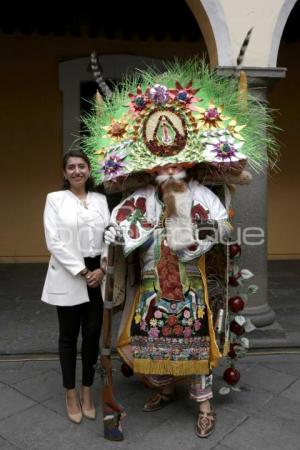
[95,244,125,441]
[89,52,125,441]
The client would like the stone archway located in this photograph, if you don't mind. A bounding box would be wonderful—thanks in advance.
[269,0,298,65]
[186,0,232,66]
[187,0,298,68]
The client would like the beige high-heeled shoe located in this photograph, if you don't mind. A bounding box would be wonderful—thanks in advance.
[80,387,96,420]
[65,393,83,424]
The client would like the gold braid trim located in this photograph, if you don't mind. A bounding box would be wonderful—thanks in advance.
[134,359,209,376]
[198,256,221,369]
[117,289,140,369]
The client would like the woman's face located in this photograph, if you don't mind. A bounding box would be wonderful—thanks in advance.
[64,156,90,190]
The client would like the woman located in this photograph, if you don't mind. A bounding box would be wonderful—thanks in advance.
[42,149,110,424]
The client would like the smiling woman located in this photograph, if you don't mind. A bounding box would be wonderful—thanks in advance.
[41,149,110,424]
[62,150,97,194]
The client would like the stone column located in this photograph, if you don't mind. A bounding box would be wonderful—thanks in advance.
[217,67,286,328]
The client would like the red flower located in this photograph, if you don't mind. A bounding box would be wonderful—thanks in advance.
[145,299,156,323]
[135,197,146,213]
[173,324,184,336]
[162,326,172,337]
[128,85,150,114]
[116,196,150,232]
[129,223,140,239]
[191,203,208,221]
[116,199,135,223]
[168,315,177,326]
[141,220,153,229]
[169,80,200,111]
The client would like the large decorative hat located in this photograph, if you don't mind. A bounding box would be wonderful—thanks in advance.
[82,59,278,187]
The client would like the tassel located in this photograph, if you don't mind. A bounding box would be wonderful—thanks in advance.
[238,70,248,109]
[95,90,103,117]
[222,340,230,357]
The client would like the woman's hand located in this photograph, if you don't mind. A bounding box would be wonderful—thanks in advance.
[85,268,104,288]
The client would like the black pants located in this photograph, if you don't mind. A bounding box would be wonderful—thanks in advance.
[56,256,103,389]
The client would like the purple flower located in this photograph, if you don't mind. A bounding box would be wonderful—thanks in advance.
[149,84,169,105]
[194,320,202,331]
[101,150,127,181]
[140,320,147,331]
[203,136,246,163]
[149,327,160,338]
[183,327,192,338]
[154,310,163,319]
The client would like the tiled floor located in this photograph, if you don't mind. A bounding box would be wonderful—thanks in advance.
[0,261,299,354]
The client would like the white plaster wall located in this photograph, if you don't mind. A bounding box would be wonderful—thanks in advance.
[192,0,297,67]
[220,0,297,66]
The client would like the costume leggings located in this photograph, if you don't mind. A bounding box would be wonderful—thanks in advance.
[56,257,103,389]
[145,374,213,403]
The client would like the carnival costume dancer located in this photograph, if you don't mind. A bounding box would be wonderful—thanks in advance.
[82,59,278,438]
[105,164,232,437]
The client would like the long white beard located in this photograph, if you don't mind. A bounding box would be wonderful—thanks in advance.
[156,172,194,251]
[165,191,194,251]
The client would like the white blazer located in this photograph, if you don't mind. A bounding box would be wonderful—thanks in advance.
[41,190,110,306]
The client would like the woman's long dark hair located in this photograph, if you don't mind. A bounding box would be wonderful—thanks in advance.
[62,149,97,192]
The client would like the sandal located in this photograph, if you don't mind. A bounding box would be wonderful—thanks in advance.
[143,391,176,412]
[195,410,216,438]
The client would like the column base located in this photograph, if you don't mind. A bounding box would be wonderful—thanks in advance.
[244,303,276,327]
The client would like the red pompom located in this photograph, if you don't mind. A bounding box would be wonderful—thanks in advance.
[223,367,240,385]
[121,362,134,377]
[228,344,237,359]
[228,296,245,313]
[230,320,245,336]
[229,244,241,258]
[229,275,240,287]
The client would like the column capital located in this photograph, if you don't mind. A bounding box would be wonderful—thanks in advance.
[217,65,286,86]
[216,66,286,80]
[216,66,287,100]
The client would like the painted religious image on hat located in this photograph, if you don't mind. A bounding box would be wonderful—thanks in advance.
[81,58,279,191]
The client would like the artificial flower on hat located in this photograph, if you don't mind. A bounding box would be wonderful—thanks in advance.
[81,59,279,187]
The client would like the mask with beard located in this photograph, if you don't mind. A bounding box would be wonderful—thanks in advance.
[155,170,195,251]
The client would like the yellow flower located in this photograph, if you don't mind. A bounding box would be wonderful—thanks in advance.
[95,148,106,160]
[102,116,129,141]
[150,318,157,327]
[134,313,141,324]
[227,119,246,141]
[197,307,205,319]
